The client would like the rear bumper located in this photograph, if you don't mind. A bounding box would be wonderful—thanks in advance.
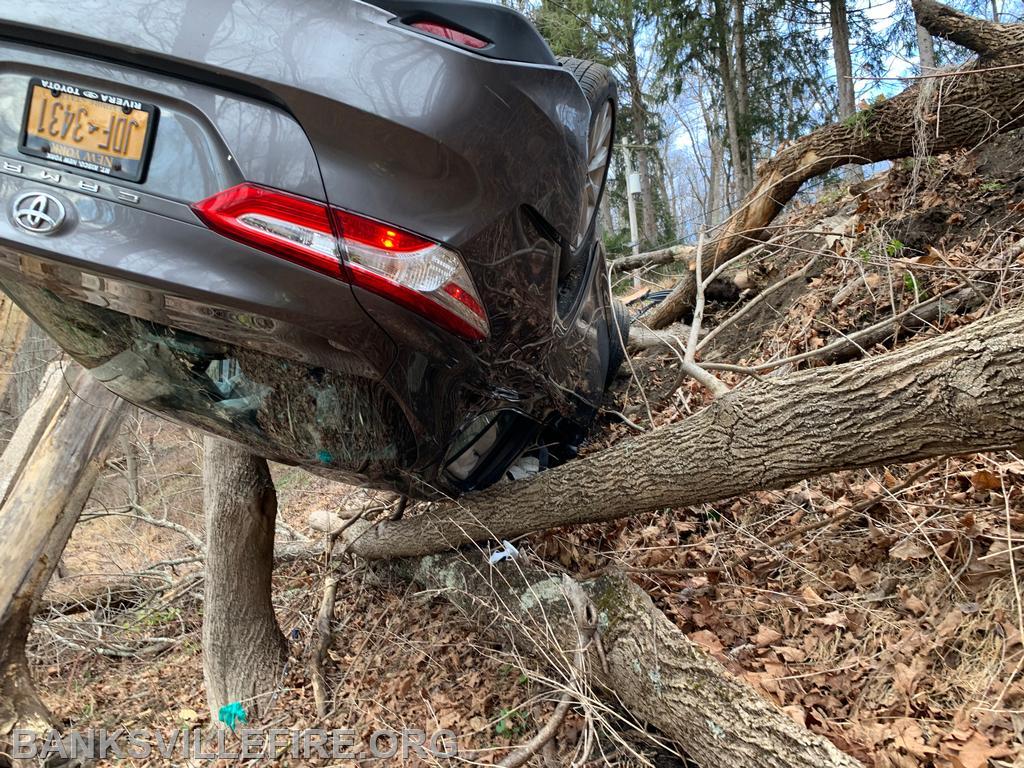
[0,168,474,495]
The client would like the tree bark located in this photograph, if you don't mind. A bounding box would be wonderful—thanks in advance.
[829,0,862,181]
[348,301,1024,559]
[599,186,615,237]
[202,437,287,723]
[610,244,696,272]
[917,25,937,72]
[624,33,658,246]
[830,0,863,186]
[399,555,863,768]
[644,0,1024,330]
[0,296,29,444]
[0,369,127,763]
[708,132,726,227]
[732,0,754,188]
[637,147,658,246]
[916,0,938,76]
[715,0,752,200]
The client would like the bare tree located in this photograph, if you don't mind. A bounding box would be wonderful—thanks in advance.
[916,2,938,73]
[829,0,857,124]
[714,0,754,198]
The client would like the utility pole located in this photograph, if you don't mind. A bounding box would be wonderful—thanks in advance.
[621,137,642,286]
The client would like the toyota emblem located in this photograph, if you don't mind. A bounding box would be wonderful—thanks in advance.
[12,192,66,235]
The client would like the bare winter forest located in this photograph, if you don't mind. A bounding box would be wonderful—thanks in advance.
[2,0,1024,766]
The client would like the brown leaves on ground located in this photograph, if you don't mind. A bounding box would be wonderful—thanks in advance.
[539,456,1024,768]
[578,138,1024,766]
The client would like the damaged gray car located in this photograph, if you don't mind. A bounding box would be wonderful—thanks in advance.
[0,0,625,497]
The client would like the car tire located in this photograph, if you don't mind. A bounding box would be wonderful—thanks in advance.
[606,297,630,387]
[557,56,616,277]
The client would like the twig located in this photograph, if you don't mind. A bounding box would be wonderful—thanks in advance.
[728,460,942,573]
[497,581,597,768]
[275,517,310,543]
[311,569,339,718]
[309,497,380,718]
[991,472,1024,710]
[678,360,730,398]
[81,505,204,551]
[606,256,654,428]
[685,233,707,366]
[633,234,730,398]
[702,284,985,374]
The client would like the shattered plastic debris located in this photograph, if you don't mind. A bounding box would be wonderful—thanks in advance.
[488,540,520,565]
[505,455,541,481]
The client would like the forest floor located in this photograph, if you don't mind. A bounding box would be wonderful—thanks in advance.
[29,136,1024,767]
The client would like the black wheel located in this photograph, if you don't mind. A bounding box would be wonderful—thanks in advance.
[557,56,616,273]
[606,297,630,387]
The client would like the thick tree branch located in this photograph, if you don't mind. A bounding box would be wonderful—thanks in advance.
[349,304,1024,560]
[0,369,128,757]
[914,0,1022,52]
[610,244,696,273]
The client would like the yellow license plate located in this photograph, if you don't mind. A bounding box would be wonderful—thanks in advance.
[20,78,157,182]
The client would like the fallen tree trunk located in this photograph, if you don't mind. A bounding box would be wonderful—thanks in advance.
[627,321,694,351]
[0,363,64,504]
[820,284,990,364]
[610,244,695,273]
[0,296,29,433]
[398,554,862,768]
[349,300,1024,559]
[0,368,127,762]
[644,0,1024,330]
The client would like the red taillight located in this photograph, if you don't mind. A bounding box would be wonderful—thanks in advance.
[192,184,341,277]
[192,184,489,341]
[333,210,489,340]
[410,20,488,49]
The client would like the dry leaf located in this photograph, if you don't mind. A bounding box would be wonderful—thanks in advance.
[689,630,724,654]
[801,586,824,606]
[901,591,928,616]
[890,538,931,560]
[969,469,1001,491]
[953,730,1009,768]
[814,610,848,628]
[773,645,807,663]
[935,609,962,639]
[752,626,783,647]
[782,704,807,726]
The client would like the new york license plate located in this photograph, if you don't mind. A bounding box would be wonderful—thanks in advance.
[20,78,157,183]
